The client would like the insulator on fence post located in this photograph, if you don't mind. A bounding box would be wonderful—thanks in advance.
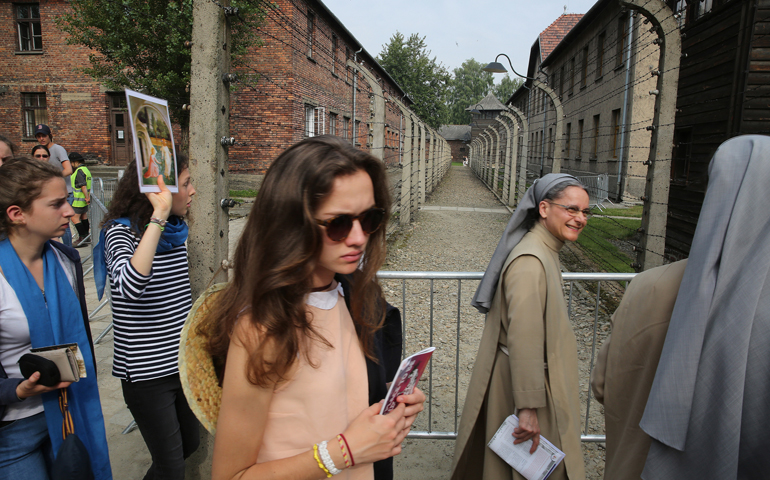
[631,262,641,269]
[222,73,239,85]
[223,6,239,16]
[643,160,652,166]
[649,89,660,95]
[640,195,649,202]
[637,227,645,234]
[646,125,657,131]
[220,136,236,147]
[184,41,193,48]
[651,70,661,76]
[220,198,239,210]
[652,38,663,45]
[181,104,192,111]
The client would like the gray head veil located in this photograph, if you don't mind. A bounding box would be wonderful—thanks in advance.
[640,135,770,478]
[471,173,580,313]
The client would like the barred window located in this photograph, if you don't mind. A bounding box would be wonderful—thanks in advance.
[22,92,47,139]
[16,3,42,52]
[304,105,324,137]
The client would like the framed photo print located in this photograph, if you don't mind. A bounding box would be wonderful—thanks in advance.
[125,89,179,193]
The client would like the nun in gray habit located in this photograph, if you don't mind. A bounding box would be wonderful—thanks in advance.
[640,135,770,479]
[451,173,587,480]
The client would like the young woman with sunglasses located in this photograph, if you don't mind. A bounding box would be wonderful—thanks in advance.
[206,136,425,480]
[0,157,111,479]
[452,174,590,480]
[96,155,199,479]
[30,145,50,162]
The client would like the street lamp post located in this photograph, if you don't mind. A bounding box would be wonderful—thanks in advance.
[484,54,565,175]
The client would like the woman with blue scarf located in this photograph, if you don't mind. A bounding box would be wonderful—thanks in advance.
[0,157,111,479]
[96,155,199,480]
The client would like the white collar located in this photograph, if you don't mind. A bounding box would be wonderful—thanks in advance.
[306,281,344,310]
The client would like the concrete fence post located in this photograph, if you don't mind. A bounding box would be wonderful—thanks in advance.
[532,79,564,174]
[496,117,512,204]
[622,0,681,271]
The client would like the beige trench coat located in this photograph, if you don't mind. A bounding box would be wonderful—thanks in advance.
[451,223,585,480]
[590,259,686,480]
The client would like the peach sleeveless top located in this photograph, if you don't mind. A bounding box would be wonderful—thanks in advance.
[257,282,373,479]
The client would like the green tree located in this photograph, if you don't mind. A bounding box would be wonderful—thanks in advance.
[57,0,264,148]
[378,32,450,129]
[446,58,494,125]
[493,74,524,104]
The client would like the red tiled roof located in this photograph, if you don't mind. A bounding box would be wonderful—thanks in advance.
[540,14,583,60]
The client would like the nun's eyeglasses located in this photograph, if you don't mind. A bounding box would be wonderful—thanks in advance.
[548,202,593,219]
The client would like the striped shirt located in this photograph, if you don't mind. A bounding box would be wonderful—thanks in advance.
[105,224,192,382]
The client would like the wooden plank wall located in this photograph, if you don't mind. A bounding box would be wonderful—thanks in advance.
[664,0,759,259]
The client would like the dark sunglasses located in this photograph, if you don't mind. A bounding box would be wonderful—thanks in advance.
[315,207,385,241]
[34,154,50,158]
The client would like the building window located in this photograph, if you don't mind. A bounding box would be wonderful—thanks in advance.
[329,113,337,136]
[548,127,553,158]
[342,116,350,140]
[354,120,361,144]
[16,3,42,52]
[611,109,621,158]
[345,47,350,82]
[559,65,565,98]
[304,105,324,137]
[596,32,605,78]
[671,128,692,183]
[617,15,628,68]
[331,35,338,75]
[581,45,589,88]
[22,92,47,139]
[592,114,600,159]
[306,11,315,58]
[569,57,575,95]
[697,0,713,18]
[577,119,584,159]
[565,122,571,158]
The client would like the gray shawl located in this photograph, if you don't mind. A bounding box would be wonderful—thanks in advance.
[640,135,770,479]
[471,173,579,313]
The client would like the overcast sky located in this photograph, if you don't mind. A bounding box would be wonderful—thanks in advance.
[321,0,599,83]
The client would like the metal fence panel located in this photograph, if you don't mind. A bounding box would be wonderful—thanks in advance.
[377,271,636,442]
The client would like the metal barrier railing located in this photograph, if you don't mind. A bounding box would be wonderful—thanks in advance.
[377,271,636,442]
[576,174,611,210]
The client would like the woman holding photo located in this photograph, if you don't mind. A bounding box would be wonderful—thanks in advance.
[204,136,425,480]
[0,157,111,479]
[97,154,199,480]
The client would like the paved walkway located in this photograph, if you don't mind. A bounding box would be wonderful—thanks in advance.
[420,205,510,213]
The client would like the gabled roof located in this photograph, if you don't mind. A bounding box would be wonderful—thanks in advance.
[466,93,507,112]
[539,14,583,60]
[439,125,471,141]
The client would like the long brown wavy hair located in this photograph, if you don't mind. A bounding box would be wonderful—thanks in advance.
[204,136,391,387]
[102,154,188,235]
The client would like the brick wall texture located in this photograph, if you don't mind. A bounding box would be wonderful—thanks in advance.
[1,0,411,172]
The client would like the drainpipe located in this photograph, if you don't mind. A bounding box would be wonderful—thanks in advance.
[352,47,363,145]
[617,10,635,199]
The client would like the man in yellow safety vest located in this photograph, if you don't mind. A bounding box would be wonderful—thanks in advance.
[70,152,92,248]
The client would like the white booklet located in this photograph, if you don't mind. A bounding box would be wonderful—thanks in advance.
[379,347,435,415]
[488,414,565,480]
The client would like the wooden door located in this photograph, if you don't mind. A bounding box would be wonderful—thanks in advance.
[109,94,132,166]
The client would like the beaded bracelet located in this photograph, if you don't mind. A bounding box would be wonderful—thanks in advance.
[150,217,167,227]
[313,444,332,478]
[336,435,351,469]
[339,433,355,467]
[318,440,342,476]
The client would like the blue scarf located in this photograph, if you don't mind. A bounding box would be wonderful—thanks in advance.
[93,216,188,299]
[0,239,112,479]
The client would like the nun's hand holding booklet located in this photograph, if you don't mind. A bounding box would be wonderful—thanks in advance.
[488,414,565,480]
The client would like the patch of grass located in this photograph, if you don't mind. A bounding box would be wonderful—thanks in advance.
[594,205,643,218]
[229,189,258,197]
[451,162,463,166]
[575,217,640,273]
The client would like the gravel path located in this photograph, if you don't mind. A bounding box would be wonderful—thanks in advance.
[382,166,609,479]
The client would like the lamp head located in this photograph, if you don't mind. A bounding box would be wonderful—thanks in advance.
[483,61,507,74]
